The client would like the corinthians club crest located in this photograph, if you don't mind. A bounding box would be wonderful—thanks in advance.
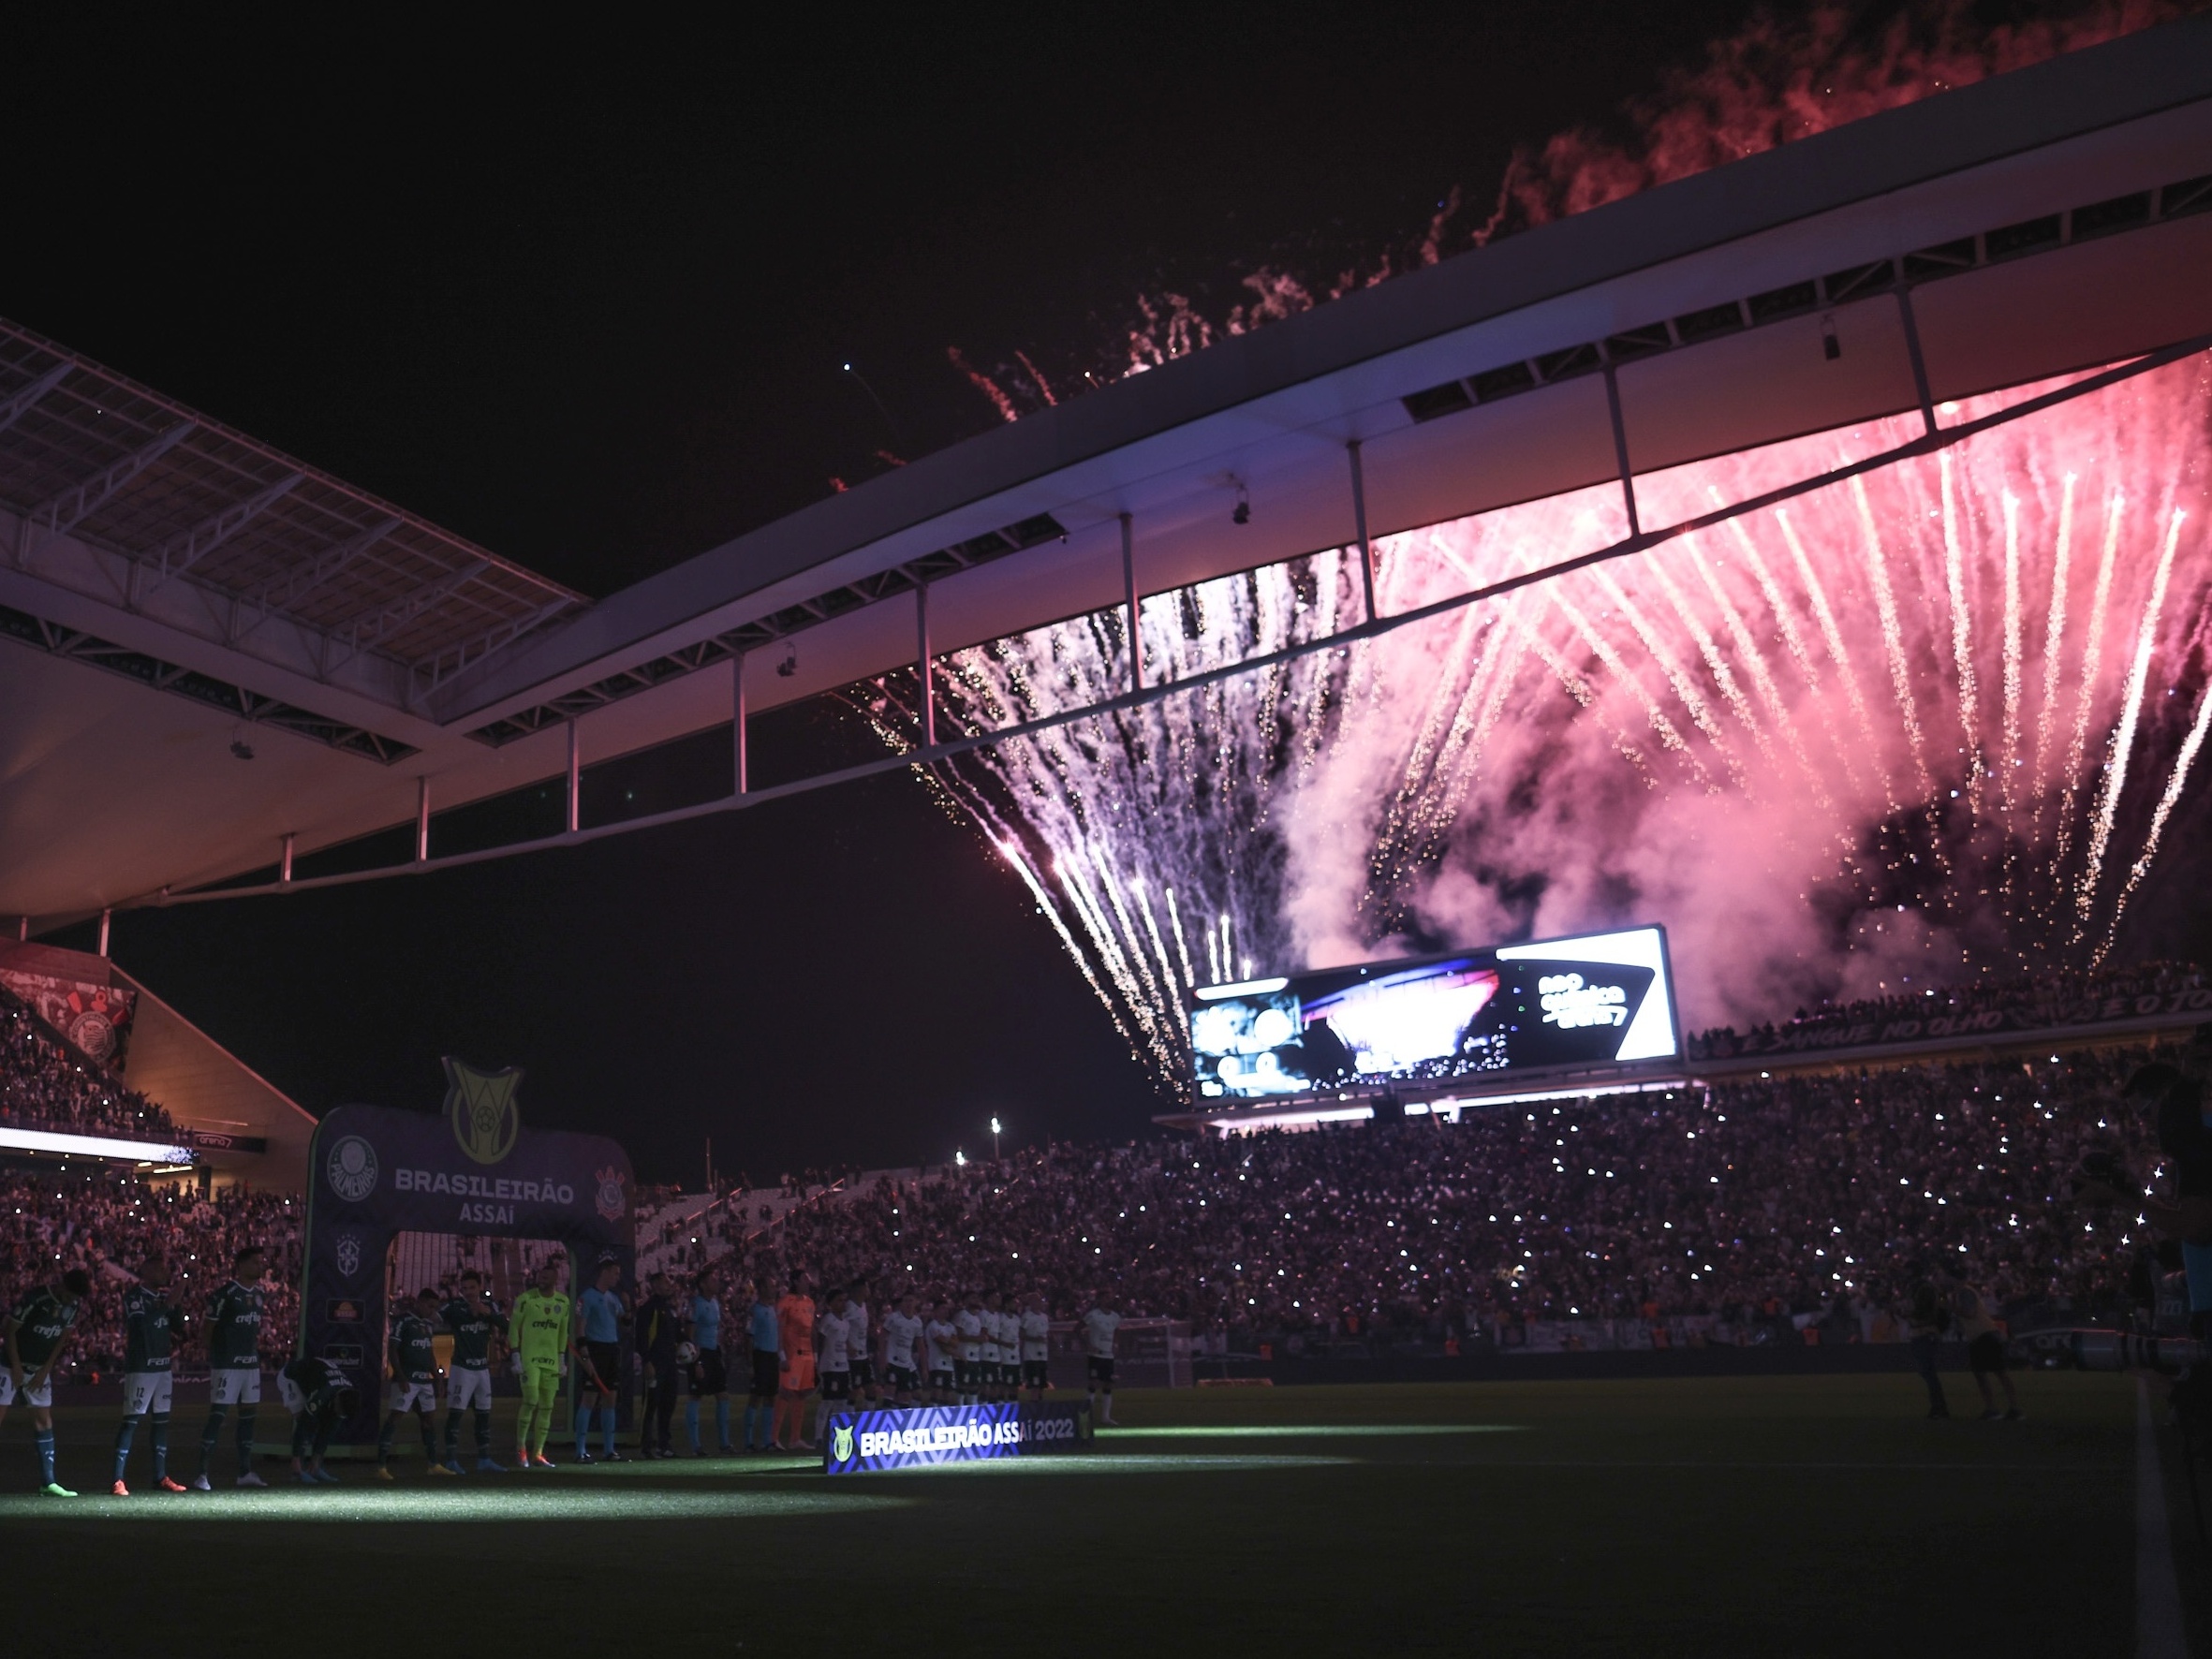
[443,1057,522,1166]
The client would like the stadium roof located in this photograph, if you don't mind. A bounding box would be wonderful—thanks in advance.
[6,13,2212,927]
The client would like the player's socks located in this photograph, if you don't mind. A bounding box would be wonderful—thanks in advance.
[36,1428,57,1486]
[113,1415,140,1482]
[473,1405,493,1457]
[443,1414,461,1464]
[418,1416,438,1461]
[715,1398,731,1448]
[151,1413,170,1481]
[685,1399,700,1451]
[741,1404,757,1447]
[199,1405,227,1475]
[574,1404,594,1456]
[376,1414,398,1467]
[236,1405,257,1466]
[600,1414,615,1458]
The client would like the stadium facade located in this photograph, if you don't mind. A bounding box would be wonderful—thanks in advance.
[3,20,2211,1176]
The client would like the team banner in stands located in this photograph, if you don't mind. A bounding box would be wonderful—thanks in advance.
[821,1401,1092,1474]
[1698,982,2212,1058]
[301,1064,633,1450]
[0,965,136,1065]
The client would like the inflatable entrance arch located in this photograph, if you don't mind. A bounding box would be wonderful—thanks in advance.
[299,1073,634,1449]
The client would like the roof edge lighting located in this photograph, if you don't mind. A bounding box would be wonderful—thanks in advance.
[0,1123,194,1165]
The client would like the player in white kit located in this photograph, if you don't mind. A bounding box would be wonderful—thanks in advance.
[922,1300,958,1404]
[843,1290,873,1410]
[880,1293,923,1406]
[812,1285,853,1447]
[1082,1291,1122,1426]
[1019,1291,1052,1402]
[953,1294,985,1405]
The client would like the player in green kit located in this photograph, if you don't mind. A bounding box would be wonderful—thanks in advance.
[509,1259,571,1469]
[192,1244,270,1490]
[2,1268,91,1495]
[438,1271,505,1473]
[111,1257,187,1494]
[376,1289,448,1479]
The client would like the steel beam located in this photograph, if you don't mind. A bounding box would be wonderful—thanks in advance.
[233,516,404,639]
[135,472,304,603]
[916,582,936,749]
[1347,441,1378,623]
[21,422,197,559]
[0,363,71,442]
[415,777,431,862]
[732,653,748,796]
[566,719,582,833]
[336,559,491,660]
[1120,512,1142,693]
[1602,363,1641,538]
[1895,277,1940,438]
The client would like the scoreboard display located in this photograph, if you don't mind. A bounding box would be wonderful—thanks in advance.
[1187,926,1679,1101]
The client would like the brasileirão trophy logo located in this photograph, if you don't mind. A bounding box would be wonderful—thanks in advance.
[831,1423,855,1463]
[442,1057,523,1166]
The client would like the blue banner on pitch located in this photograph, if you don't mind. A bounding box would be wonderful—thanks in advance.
[822,1402,1091,1474]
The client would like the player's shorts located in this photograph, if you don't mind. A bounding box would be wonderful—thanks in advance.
[820,1368,851,1402]
[1023,1359,1049,1388]
[445,1366,493,1411]
[928,1368,953,1393]
[955,1358,979,1388]
[0,1371,52,1408]
[1086,1357,1115,1386]
[749,1350,780,1399]
[848,1358,874,1389]
[211,1366,262,1406]
[124,1370,174,1416]
[887,1364,920,1395]
[1967,1332,2007,1375]
[690,1348,728,1396]
[389,1380,436,1413]
[783,1357,817,1393]
[520,1358,562,1403]
[584,1342,623,1392]
[980,1352,1001,1378]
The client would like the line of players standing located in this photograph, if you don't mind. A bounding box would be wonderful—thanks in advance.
[0,1240,1128,1492]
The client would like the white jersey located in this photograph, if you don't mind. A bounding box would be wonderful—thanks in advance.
[1019,1309,1050,1362]
[995,1309,1023,1358]
[1082,1307,1121,1358]
[980,1310,1003,1363]
[922,1318,957,1373]
[882,1310,922,1371]
[954,1308,983,1361]
[818,1309,852,1372]
[844,1301,870,1366]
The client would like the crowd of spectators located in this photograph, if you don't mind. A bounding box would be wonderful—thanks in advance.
[0,1038,2178,1379]
[0,989,175,1139]
[726,1046,2162,1352]
[0,1168,300,1379]
[1687,961,2205,1059]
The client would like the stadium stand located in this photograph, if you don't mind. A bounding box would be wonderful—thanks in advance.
[0,1167,301,1378]
[0,983,175,1140]
[0,1037,2174,1378]
[1687,961,2206,1059]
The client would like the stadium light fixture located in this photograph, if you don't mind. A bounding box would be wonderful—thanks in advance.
[0,1124,192,1165]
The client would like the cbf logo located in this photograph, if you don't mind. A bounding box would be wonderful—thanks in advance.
[831,1423,855,1463]
[443,1057,522,1166]
[326,1136,379,1202]
[334,1232,362,1282]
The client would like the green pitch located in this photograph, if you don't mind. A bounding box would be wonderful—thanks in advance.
[0,1373,2183,1656]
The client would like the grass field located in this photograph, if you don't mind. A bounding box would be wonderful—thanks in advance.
[2,1371,2198,1657]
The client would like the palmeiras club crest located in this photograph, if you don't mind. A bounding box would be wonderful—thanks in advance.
[443,1057,522,1166]
[594,1166,627,1223]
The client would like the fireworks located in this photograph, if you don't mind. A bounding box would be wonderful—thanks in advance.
[866,361,2210,1086]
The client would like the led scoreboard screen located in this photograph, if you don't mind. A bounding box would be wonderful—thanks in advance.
[1187,926,1679,1100]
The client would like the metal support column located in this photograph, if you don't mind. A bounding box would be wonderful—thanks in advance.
[1347,441,1379,622]
[565,720,582,833]
[280,833,295,884]
[14,917,25,942]
[415,777,431,863]
[1895,275,1939,438]
[731,653,748,796]
[916,583,936,750]
[1602,364,1641,538]
[1120,513,1142,693]
[97,909,111,957]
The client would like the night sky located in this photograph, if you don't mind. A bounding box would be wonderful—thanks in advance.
[14,1,2050,1182]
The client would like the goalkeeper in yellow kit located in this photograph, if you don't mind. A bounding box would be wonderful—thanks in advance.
[508,1258,571,1469]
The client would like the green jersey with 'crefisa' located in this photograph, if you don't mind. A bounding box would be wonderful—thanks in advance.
[205,1280,264,1369]
[439,1299,502,1371]
[7,1287,81,1370]
[122,1285,179,1373]
[390,1312,438,1386]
